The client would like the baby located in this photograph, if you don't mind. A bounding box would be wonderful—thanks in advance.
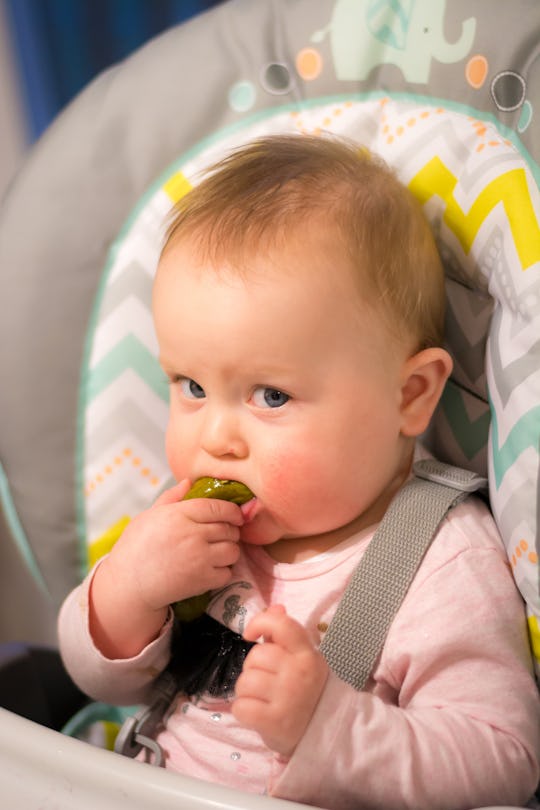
[59,134,540,809]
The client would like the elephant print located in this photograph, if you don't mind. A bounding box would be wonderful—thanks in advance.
[312,0,476,84]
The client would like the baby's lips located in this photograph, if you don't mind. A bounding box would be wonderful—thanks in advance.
[241,497,260,523]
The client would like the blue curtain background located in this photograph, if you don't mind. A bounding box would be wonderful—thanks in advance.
[5,0,225,141]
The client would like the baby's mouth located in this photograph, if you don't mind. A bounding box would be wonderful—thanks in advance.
[241,496,261,523]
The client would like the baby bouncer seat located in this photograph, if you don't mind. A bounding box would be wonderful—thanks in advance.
[0,0,539,808]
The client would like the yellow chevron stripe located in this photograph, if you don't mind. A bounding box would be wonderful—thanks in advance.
[163,171,192,203]
[88,515,131,567]
[527,615,540,664]
[409,157,540,271]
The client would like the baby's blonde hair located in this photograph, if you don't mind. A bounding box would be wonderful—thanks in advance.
[163,134,446,350]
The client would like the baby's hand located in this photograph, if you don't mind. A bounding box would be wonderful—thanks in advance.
[107,480,244,609]
[89,480,243,658]
[232,605,328,758]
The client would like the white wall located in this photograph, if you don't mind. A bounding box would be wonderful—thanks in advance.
[0,0,29,200]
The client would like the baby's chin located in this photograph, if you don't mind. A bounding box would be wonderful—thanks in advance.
[239,519,279,547]
[239,507,283,547]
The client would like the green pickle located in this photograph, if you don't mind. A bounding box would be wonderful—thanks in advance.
[173,478,254,622]
[182,477,254,505]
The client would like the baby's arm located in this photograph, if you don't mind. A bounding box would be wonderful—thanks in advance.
[74,480,244,659]
[267,516,540,809]
[58,568,173,706]
[233,605,328,756]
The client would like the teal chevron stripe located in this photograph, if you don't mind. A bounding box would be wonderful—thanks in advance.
[440,383,490,460]
[87,335,168,403]
[491,403,540,488]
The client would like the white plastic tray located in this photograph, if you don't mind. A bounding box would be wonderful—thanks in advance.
[0,707,325,810]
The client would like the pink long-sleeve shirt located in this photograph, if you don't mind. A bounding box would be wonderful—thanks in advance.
[58,496,540,810]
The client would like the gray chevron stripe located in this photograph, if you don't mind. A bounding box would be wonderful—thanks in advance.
[86,402,167,462]
[489,307,540,408]
[446,277,493,318]
[482,228,540,336]
[95,261,154,322]
[445,300,489,386]
[439,241,488,291]
[495,461,539,580]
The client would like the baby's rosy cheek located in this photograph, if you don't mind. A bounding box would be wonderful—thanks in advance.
[261,450,318,511]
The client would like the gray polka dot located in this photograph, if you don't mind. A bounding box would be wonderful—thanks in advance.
[490,71,526,112]
[260,62,293,95]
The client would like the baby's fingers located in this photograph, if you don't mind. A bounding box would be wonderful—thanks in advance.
[243,606,313,654]
[153,479,191,506]
[183,497,245,527]
[207,538,241,569]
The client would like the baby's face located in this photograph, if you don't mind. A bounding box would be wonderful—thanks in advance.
[154,235,414,560]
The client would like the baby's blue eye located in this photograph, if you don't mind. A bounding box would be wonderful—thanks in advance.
[253,387,290,409]
[180,378,205,399]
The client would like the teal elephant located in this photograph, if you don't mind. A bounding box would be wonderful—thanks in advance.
[313,0,476,84]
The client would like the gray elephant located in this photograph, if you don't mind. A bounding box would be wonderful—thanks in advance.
[313,0,476,84]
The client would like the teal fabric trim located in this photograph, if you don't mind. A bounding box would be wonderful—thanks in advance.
[0,462,50,598]
[62,701,137,739]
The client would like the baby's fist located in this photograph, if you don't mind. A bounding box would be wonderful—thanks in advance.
[233,606,328,757]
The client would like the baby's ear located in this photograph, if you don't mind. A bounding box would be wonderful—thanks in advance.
[399,348,453,437]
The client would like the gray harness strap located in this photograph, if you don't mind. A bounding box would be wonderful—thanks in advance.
[115,459,487,762]
[320,459,488,690]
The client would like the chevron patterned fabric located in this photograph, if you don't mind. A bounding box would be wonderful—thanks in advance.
[79,97,540,670]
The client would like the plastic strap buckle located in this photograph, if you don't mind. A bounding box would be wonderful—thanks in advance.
[413,459,488,494]
[113,671,178,766]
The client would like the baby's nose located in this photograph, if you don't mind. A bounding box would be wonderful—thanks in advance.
[200,409,248,459]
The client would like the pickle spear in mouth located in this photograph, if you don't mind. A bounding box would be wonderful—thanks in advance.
[183,477,254,505]
[173,478,254,623]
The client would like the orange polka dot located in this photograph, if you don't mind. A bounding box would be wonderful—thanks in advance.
[466,55,488,89]
[520,540,529,551]
[407,118,416,127]
[529,552,538,565]
[295,48,323,81]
